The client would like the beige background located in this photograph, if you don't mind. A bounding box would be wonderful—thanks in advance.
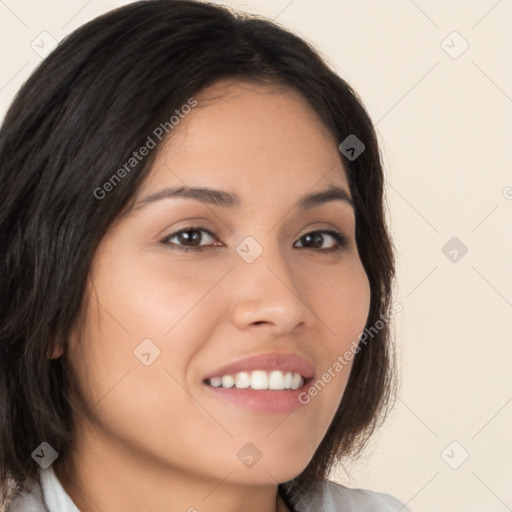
[1,1,511,511]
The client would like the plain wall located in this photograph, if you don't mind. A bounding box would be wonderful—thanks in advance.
[1,1,511,511]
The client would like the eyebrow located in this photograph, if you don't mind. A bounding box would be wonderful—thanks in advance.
[132,183,354,212]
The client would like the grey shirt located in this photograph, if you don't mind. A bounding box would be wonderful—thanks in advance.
[4,466,411,511]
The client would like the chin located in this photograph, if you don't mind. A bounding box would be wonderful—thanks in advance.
[228,452,314,486]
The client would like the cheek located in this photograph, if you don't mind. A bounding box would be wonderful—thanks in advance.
[310,258,371,347]
[301,259,371,414]
[67,278,215,464]
[99,248,233,339]
[69,251,230,416]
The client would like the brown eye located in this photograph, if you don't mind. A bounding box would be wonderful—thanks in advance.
[294,230,349,253]
[160,227,349,253]
[161,226,219,252]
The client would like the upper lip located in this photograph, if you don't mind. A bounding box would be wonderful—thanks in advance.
[202,352,316,381]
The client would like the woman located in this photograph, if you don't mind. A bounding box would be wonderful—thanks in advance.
[0,1,409,510]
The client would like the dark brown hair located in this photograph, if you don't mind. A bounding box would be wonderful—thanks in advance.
[0,1,397,509]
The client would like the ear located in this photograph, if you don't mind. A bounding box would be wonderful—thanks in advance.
[48,344,65,359]
[47,332,68,359]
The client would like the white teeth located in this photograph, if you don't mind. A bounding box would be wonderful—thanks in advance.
[221,375,235,388]
[209,376,222,387]
[268,370,284,389]
[206,370,305,390]
[291,372,302,390]
[235,371,251,389]
[250,370,268,390]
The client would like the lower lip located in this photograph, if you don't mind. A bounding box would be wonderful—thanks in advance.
[202,381,312,413]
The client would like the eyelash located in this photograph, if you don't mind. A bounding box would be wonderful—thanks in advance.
[160,226,349,253]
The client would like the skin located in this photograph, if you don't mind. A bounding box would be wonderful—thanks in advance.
[52,79,371,512]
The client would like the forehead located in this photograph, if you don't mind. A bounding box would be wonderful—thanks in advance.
[138,79,350,204]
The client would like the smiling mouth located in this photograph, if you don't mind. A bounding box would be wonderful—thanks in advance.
[203,369,310,391]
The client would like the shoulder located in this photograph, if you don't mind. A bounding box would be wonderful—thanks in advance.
[298,479,412,512]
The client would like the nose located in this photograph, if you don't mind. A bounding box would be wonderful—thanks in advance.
[228,240,312,335]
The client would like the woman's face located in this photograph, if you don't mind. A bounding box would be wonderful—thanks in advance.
[64,80,371,487]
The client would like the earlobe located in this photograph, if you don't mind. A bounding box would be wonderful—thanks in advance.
[48,345,65,359]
